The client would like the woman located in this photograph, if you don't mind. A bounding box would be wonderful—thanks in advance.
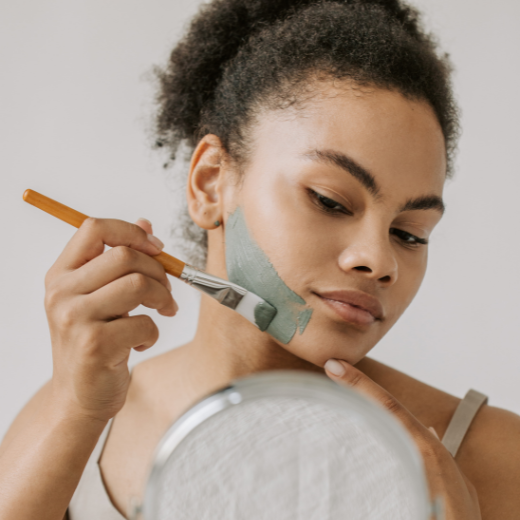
[1,0,519,518]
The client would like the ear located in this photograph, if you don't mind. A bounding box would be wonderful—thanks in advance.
[187,134,225,230]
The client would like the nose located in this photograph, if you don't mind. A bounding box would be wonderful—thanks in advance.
[337,228,398,287]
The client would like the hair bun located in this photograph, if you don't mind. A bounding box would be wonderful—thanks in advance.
[156,0,302,151]
[155,0,422,153]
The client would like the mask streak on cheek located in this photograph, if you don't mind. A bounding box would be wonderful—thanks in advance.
[225,207,313,344]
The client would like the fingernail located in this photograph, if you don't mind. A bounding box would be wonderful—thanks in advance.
[172,299,179,314]
[325,359,345,377]
[137,217,152,226]
[166,277,172,291]
[147,233,164,251]
[428,426,440,440]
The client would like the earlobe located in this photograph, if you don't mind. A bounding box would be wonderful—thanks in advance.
[186,135,225,230]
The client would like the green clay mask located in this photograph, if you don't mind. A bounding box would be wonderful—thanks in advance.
[225,207,313,344]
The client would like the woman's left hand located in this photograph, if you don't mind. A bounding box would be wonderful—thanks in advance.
[324,359,482,520]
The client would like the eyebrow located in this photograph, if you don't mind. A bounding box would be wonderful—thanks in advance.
[400,195,445,214]
[303,149,380,195]
[302,148,445,214]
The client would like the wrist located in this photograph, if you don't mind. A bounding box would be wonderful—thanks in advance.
[46,380,112,430]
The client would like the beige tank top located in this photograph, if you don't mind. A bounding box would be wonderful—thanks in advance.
[68,388,488,520]
[68,418,126,520]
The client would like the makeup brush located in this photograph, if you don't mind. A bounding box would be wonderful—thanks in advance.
[23,189,277,331]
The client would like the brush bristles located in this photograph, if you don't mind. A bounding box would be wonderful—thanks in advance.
[235,291,277,331]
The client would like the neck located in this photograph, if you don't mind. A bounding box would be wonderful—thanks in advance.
[180,233,322,392]
[187,295,322,389]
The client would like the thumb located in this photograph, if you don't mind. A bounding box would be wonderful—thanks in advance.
[135,217,153,235]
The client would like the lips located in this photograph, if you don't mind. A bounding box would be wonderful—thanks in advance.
[315,290,384,327]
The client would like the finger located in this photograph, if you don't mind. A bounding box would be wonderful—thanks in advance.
[324,359,425,434]
[135,218,153,235]
[68,245,172,293]
[53,218,165,273]
[428,427,440,440]
[101,314,160,358]
[84,272,178,319]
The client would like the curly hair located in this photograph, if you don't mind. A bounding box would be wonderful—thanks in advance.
[154,0,460,267]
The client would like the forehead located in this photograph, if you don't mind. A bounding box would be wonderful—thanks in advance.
[249,82,447,199]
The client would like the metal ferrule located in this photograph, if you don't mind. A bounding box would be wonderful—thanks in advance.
[180,264,247,310]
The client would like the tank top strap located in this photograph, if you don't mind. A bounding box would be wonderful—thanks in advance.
[93,417,114,462]
[441,389,488,457]
[68,419,126,520]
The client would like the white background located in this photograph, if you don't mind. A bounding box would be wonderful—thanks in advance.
[1,0,519,438]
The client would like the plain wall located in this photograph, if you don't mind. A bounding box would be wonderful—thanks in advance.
[1,0,519,438]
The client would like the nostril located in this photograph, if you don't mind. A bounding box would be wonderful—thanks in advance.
[354,266,372,273]
[379,275,392,283]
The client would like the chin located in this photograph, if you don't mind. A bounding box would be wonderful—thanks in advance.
[280,317,380,368]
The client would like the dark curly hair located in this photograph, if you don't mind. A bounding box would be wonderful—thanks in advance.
[154,0,460,266]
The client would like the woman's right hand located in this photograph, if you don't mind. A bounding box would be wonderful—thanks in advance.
[44,217,177,423]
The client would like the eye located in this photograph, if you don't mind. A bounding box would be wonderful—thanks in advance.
[308,189,350,215]
[390,228,428,247]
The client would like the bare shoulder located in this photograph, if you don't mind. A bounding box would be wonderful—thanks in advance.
[355,357,461,436]
[127,343,210,422]
[457,404,520,519]
[130,344,191,396]
[358,357,520,518]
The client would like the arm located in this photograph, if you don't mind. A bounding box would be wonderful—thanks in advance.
[0,383,107,520]
[0,218,176,520]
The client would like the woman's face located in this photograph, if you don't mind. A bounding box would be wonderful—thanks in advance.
[219,83,446,367]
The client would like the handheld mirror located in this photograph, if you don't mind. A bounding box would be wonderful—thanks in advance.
[137,371,441,520]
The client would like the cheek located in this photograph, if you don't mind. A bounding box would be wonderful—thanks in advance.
[240,172,336,273]
[390,253,428,319]
[225,204,315,345]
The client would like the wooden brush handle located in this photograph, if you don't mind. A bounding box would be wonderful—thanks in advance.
[23,189,186,278]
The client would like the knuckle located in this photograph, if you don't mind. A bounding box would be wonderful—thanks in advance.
[118,219,147,244]
[128,220,147,240]
[81,326,105,358]
[43,280,68,312]
[127,272,149,293]
[57,299,85,330]
[44,268,57,290]
[44,282,63,310]
[348,371,364,388]
[81,217,102,233]
[380,395,401,415]
[111,245,137,267]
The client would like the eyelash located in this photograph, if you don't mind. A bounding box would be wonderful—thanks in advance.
[308,189,429,247]
[389,228,428,247]
[308,188,351,216]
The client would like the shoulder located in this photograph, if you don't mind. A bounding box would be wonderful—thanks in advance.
[130,345,190,396]
[127,343,203,420]
[355,357,460,435]
[358,357,520,518]
[457,404,520,519]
